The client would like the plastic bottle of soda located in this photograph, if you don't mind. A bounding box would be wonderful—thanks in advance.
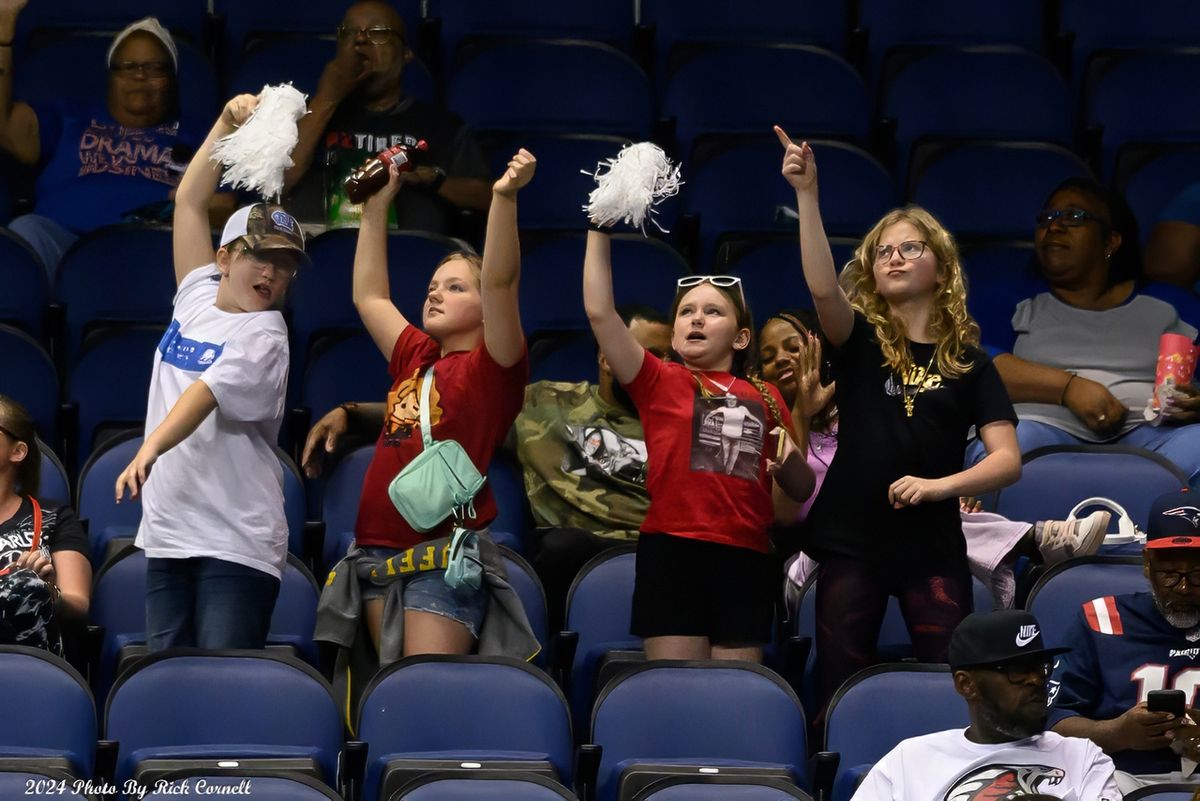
[343,140,429,204]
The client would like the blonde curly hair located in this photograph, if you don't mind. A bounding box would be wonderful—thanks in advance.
[841,205,980,378]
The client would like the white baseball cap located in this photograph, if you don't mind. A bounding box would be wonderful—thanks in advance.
[107,17,179,73]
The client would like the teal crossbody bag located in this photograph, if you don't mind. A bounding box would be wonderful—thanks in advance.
[387,365,486,532]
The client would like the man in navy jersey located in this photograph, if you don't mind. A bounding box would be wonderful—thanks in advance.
[1050,488,1200,792]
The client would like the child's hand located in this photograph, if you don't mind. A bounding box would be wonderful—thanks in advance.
[792,332,835,423]
[220,94,260,130]
[960,496,983,513]
[363,163,405,216]
[888,476,949,508]
[775,126,817,195]
[114,445,160,502]
[493,148,537,198]
[14,549,54,583]
[301,406,351,478]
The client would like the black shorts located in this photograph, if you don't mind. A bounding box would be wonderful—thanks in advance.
[630,532,778,645]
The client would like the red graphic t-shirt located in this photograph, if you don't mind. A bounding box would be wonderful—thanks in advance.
[625,352,792,553]
[354,326,528,549]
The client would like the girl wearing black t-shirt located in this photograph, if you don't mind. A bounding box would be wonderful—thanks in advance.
[0,396,91,655]
[776,128,1022,715]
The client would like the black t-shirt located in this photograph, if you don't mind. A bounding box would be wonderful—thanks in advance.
[288,96,490,232]
[0,498,89,569]
[803,313,1017,573]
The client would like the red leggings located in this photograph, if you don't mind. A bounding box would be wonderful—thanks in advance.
[814,556,972,721]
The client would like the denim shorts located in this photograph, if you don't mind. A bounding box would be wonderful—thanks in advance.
[359,547,488,638]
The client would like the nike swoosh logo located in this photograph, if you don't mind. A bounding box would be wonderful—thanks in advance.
[1015,633,1037,647]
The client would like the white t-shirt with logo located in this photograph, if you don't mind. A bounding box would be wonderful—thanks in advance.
[135,265,289,579]
[850,729,1120,801]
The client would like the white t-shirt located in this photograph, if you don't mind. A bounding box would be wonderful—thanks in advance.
[135,265,290,579]
[850,729,1120,801]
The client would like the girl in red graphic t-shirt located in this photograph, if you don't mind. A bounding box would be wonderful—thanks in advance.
[325,149,537,658]
[583,228,815,663]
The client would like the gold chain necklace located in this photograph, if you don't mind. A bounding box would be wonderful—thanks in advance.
[900,350,938,418]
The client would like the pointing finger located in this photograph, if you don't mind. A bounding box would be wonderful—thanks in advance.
[773,125,794,149]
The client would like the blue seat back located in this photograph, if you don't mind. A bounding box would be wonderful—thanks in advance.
[591,663,808,801]
[448,41,652,138]
[0,772,88,798]
[15,2,208,47]
[489,454,533,551]
[38,441,70,504]
[825,665,964,801]
[1061,0,1200,80]
[643,778,809,800]
[301,332,393,425]
[0,230,48,336]
[1025,557,1148,649]
[500,549,548,664]
[0,647,96,777]
[399,774,575,800]
[663,45,868,158]
[320,445,376,570]
[144,774,342,800]
[89,544,149,701]
[277,447,308,559]
[1121,147,1200,241]
[104,652,341,784]
[214,0,423,63]
[959,242,1042,349]
[566,548,640,731]
[995,446,1188,532]
[0,325,58,446]
[358,656,573,801]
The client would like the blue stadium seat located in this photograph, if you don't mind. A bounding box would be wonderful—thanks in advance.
[0,770,88,798]
[0,228,48,337]
[562,547,641,734]
[857,0,1043,84]
[355,655,573,801]
[448,41,652,138]
[641,0,846,80]
[0,325,59,446]
[520,234,685,334]
[484,133,629,231]
[15,1,207,47]
[499,547,548,664]
[1085,50,1200,177]
[824,664,964,801]
[38,440,70,504]
[994,446,1188,531]
[685,137,893,269]
[277,447,311,561]
[1025,556,1147,650]
[144,773,343,800]
[104,651,341,786]
[910,142,1092,238]
[1123,783,1198,801]
[54,226,175,364]
[66,326,161,470]
[529,331,599,384]
[714,236,859,321]
[489,453,534,553]
[958,241,1042,349]
[591,662,808,801]
[662,46,868,160]
[301,332,393,426]
[15,35,217,128]
[90,547,325,702]
[214,0,423,61]
[396,774,576,800]
[320,445,375,571]
[641,777,812,800]
[882,47,1071,182]
[229,36,436,105]
[1060,0,1200,81]
[429,0,633,73]
[1119,146,1200,242]
[0,646,96,778]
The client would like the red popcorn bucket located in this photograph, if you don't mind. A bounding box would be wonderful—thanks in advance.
[1152,333,1200,410]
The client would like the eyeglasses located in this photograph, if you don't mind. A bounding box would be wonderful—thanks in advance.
[110,60,172,78]
[233,243,300,279]
[1153,569,1200,589]
[336,25,403,45]
[678,275,742,289]
[1035,208,1108,229]
[986,660,1054,683]
[875,240,927,263]
[0,424,17,441]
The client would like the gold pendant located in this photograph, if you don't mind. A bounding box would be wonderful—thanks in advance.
[903,393,915,417]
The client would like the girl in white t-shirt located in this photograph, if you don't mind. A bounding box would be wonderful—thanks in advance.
[114,94,308,650]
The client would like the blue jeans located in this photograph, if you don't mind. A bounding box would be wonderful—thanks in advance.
[7,214,78,276]
[146,557,280,651]
[966,419,1200,490]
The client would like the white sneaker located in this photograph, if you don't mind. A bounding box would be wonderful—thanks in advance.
[1035,511,1112,566]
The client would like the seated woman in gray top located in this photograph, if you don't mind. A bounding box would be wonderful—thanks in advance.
[969,178,1200,489]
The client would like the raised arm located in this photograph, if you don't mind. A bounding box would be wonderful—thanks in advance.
[173,94,258,284]
[775,126,854,347]
[480,148,536,368]
[0,0,40,167]
[583,230,644,384]
[282,50,363,191]
[353,167,410,358]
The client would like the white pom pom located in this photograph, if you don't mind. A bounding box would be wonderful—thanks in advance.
[583,142,682,233]
[210,84,308,200]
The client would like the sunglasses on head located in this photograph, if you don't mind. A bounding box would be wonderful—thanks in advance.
[677,275,742,289]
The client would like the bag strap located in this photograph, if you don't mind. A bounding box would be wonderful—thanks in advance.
[419,364,436,449]
[29,496,41,552]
